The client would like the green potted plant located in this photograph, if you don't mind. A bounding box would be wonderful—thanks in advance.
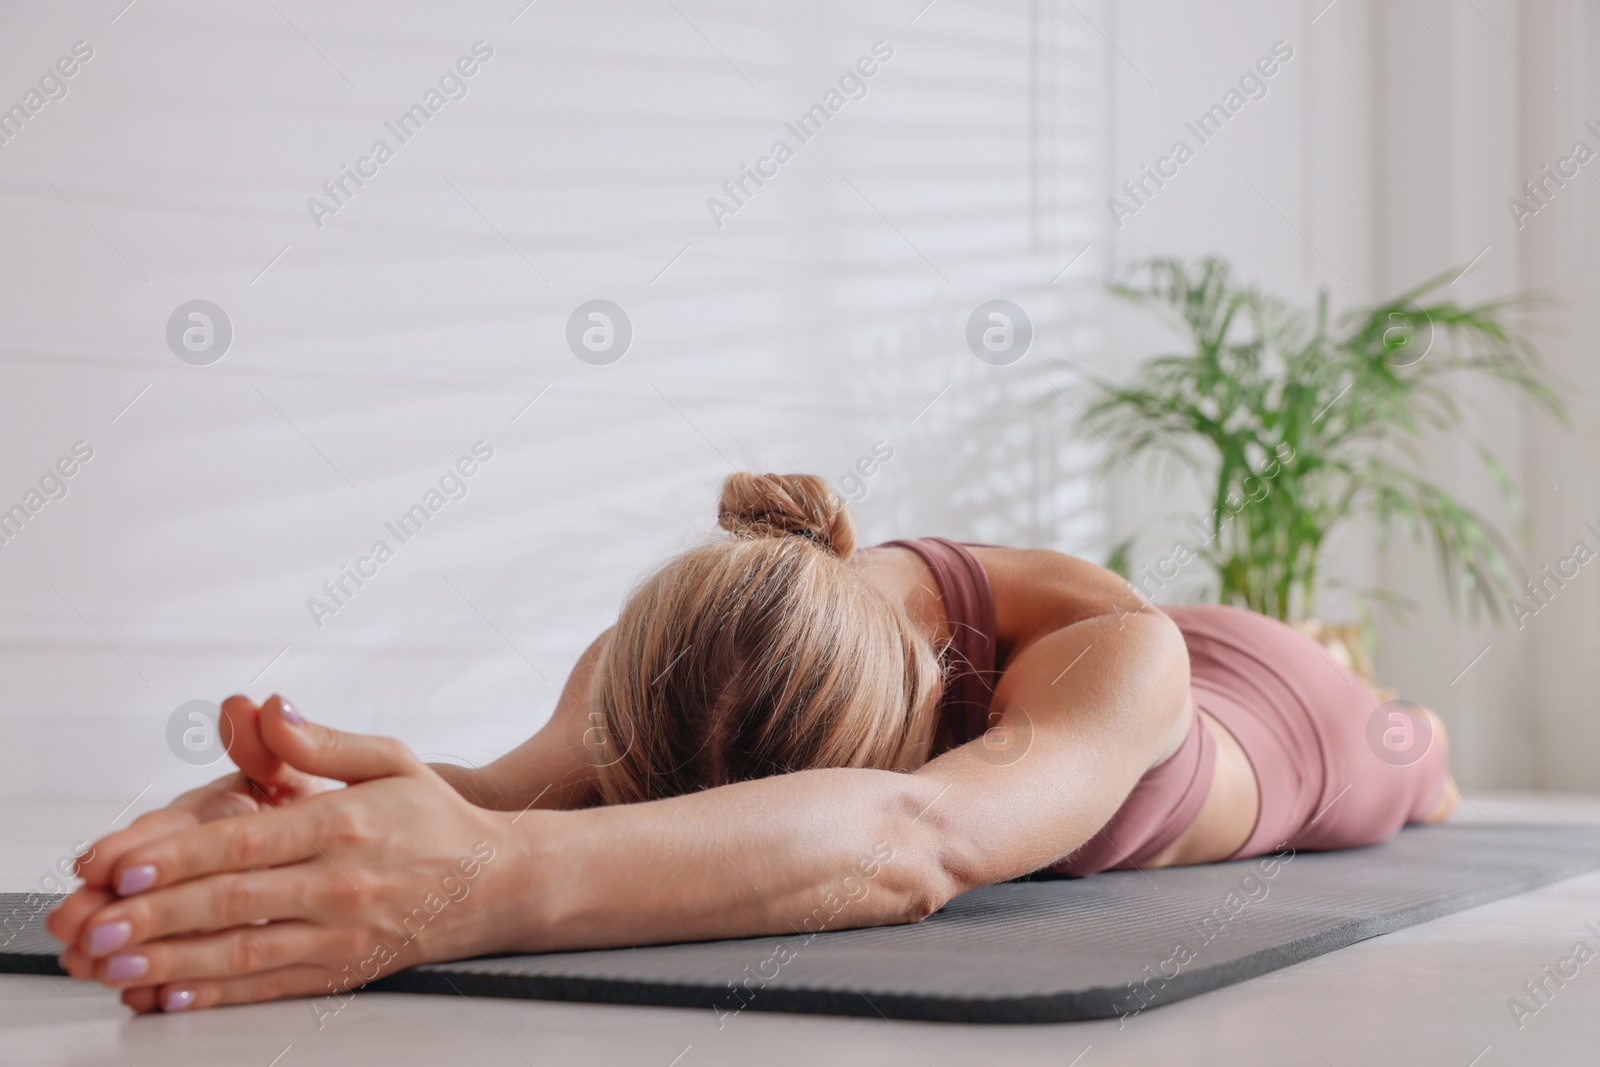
[1076,258,1566,677]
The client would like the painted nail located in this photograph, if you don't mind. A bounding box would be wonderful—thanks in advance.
[118,865,157,896]
[105,954,148,982]
[279,698,304,725]
[88,921,131,956]
[164,988,197,1013]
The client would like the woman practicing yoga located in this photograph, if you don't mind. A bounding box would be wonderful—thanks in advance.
[50,473,1458,1014]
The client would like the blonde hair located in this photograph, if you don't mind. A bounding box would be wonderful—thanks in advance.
[588,473,943,804]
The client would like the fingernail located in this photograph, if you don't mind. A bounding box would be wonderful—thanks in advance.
[105,954,148,982]
[164,988,197,1012]
[117,865,157,896]
[279,698,304,725]
[88,921,131,956]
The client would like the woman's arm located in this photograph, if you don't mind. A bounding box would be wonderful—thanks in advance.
[464,557,1189,952]
[60,553,1189,1011]
[506,601,1190,951]
[60,585,1188,1014]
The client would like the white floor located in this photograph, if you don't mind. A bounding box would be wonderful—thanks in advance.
[6,793,1600,1066]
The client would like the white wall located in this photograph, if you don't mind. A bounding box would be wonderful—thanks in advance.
[1,0,1596,844]
[0,0,1108,817]
[1362,0,1600,791]
[1095,0,1380,619]
[1510,1,1600,790]
[1367,0,1535,789]
[1101,0,1600,793]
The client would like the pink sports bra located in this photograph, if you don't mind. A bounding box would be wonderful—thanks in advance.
[879,537,1216,876]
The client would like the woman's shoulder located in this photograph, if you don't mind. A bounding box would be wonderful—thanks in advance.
[964,544,1144,641]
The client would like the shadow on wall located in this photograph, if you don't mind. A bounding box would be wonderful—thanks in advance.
[837,284,1107,554]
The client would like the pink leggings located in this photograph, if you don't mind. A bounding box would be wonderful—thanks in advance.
[1162,605,1451,859]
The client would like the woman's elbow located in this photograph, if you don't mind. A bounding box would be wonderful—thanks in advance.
[879,780,981,923]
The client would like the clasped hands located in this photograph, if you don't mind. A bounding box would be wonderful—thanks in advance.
[48,696,523,1014]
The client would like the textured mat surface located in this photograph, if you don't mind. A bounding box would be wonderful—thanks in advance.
[6,825,1599,1023]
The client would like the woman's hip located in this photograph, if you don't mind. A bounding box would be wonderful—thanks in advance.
[1159,603,1449,856]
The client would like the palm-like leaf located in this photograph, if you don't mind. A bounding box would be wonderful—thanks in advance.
[1079,258,1567,622]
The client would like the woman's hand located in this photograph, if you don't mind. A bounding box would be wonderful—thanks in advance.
[55,701,524,1015]
[47,695,328,956]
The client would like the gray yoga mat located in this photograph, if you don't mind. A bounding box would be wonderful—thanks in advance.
[5,825,1599,1023]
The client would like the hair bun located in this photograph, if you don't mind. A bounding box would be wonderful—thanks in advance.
[717,472,857,559]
